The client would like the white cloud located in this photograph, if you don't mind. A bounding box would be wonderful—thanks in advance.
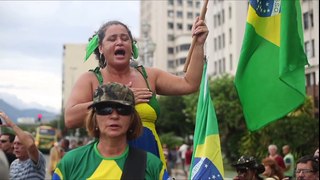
[0,1,140,111]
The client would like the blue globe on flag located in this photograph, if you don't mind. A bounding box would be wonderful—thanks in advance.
[191,157,222,180]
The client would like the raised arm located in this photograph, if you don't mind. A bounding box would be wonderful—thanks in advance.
[0,112,39,164]
[153,17,209,95]
[64,72,96,128]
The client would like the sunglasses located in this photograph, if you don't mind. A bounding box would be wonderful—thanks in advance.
[0,140,8,143]
[95,104,133,116]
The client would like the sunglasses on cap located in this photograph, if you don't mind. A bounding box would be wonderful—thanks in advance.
[95,104,133,116]
[236,167,249,174]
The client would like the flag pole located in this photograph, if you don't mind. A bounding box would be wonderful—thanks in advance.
[183,0,209,73]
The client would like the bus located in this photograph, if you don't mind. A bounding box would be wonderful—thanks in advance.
[35,125,58,152]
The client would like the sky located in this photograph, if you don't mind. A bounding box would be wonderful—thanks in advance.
[0,1,140,113]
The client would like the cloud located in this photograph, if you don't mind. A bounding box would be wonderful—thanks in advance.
[0,1,140,111]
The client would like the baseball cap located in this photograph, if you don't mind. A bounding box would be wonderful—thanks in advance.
[88,82,135,109]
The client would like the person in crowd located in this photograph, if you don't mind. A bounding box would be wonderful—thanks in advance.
[185,145,193,177]
[282,145,295,180]
[64,17,208,167]
[295,155,319,180]
[268,144,286,170]
[178,143,189,175]
[60,138,70,153]
[0,149,9,180]
[232,155,265,180]
[0,111,46,179]
[168,146,178,177]
[0,132,16,165]
[314,147,319,160]
[49,142,63,176]
[262,157,284,180]
[53,83,169,179]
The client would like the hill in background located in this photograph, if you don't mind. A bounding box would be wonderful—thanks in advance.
[0,99,59,123]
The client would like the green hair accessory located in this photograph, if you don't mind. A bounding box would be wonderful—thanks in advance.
[132,42,139,59]
[84,34,99,62]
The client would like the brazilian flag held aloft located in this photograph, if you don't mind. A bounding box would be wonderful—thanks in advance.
[190,62,224,180]
[235,0,308,131]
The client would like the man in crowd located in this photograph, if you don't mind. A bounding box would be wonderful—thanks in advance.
[282,145,295,180]
[0,112,46,179]
[0,132,16,165]
[295,155,319,180]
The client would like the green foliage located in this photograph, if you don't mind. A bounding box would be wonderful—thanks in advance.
[159,132,184,148]
[157,95,194,137]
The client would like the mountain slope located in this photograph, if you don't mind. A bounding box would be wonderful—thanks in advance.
[0,99,58,123]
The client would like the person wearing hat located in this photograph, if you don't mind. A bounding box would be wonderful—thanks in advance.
[232,155,265,180]
[52,83,169,180]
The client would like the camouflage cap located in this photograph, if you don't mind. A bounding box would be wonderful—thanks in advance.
[88,82,135,108]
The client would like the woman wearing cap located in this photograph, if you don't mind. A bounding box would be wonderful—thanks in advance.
[232,156,265,180]
[53,83,169,179]
[64,18,208,167]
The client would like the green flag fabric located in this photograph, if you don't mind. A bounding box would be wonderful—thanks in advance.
[190,62,224,180]
[235,0,308,131]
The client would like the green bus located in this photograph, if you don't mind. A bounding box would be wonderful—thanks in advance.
[35,125,57,152]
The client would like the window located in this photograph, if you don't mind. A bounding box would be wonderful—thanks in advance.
[168,0,174,6]
[222,33,225,48]
[229,28,232,44]
[214,61,218,75]
[214,38,217,51]
[177,11,183,18]
[168,22,174,29]
[229,54,233,71]
[187,24,193,30]
[196,1,200,8]
[229,6,232,19]
[217,14,221,26]
[214,14,217,28]
[168,34,175,41]
[177,0,182,6]
[180,44,190,51]
[168,10,174,18]
[187,12,193,19]
[187,0,193,7]
[218,35,221,49]
[168,60,175,68]
[222,58,226,73]
[179,58,186,65]
[303,12,309,29]
[305,39,315,58]
[168,47,174,54]
[177,23,183,30]
[222,9,225,24]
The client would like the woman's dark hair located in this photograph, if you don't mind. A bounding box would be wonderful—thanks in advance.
[89,21,134,68]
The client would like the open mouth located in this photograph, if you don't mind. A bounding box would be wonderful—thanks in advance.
[114,49,125,56]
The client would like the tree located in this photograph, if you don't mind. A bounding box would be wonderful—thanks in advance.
[157,95,194,138]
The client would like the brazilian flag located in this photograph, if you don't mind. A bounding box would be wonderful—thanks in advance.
[190,62,224,180]
[235,0,308,131]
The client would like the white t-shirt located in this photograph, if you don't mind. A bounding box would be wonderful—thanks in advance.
[178,144,188,159]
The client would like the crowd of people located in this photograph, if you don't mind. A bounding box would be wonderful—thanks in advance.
[232,144,319,180]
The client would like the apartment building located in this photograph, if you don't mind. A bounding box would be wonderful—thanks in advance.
[61,44,98,110]
[302,0,319,117]
[140,0,202,75]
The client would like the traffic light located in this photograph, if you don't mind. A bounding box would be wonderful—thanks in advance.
[37,114,42,122]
